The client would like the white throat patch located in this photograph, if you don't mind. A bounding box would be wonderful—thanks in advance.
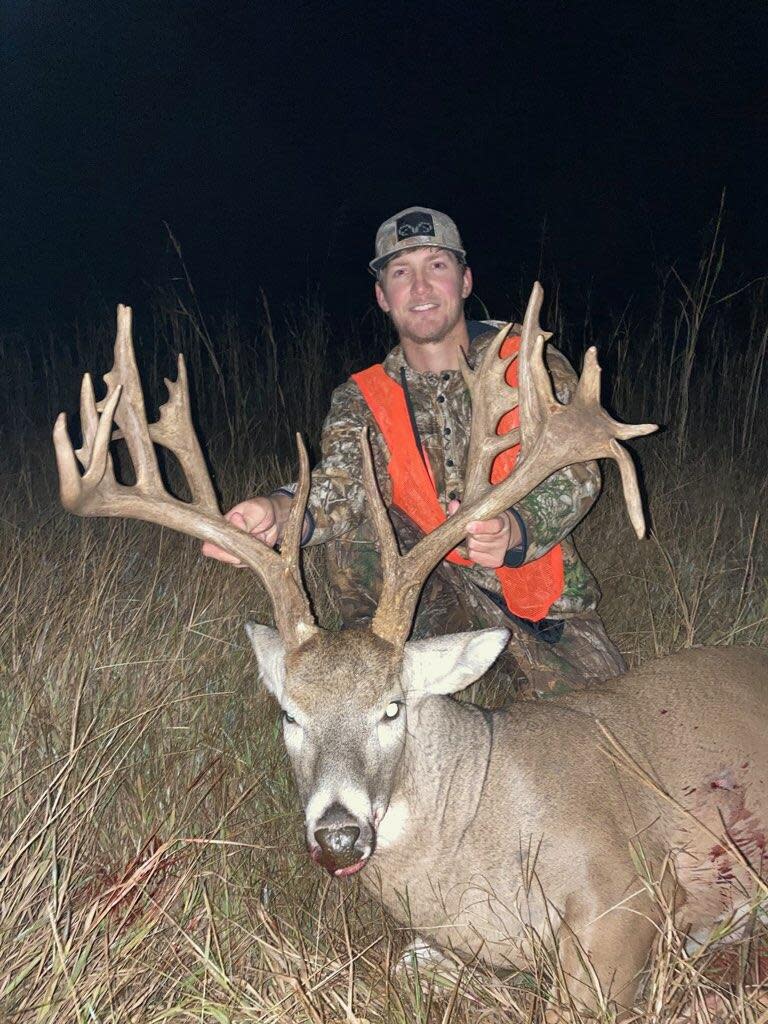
[376,797,410,850]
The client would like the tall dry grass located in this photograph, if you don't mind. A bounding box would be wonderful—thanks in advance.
[0,235,766,1021]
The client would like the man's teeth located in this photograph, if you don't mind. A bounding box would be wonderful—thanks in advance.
[413,304,437,311]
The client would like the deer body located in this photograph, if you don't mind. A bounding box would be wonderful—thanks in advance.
[372,645,767,969]
[254,629,768,1010]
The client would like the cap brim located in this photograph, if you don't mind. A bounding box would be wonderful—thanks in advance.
[368,241,467,276]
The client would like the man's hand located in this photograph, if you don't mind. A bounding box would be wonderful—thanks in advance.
[447,499,522,569]
[202,495,289,565]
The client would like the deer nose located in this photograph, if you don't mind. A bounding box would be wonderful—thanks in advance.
[314,824,361,858]
[313,801,363,869]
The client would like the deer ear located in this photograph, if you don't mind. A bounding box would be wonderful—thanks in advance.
[245,623,286,700]
[402,628,509,698]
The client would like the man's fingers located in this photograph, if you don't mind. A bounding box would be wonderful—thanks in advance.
[468,535,503,551]
[466,517,506,536]
[470,555,502,568]
[202,497,279,564]
[467,542,504,561]
[227,509,247,530]
[467,547,504,569]
[465,512,512,571]
[227,506,277,541]
[228,508,270,534]
[201,540,245,566]
[203,509,252,564]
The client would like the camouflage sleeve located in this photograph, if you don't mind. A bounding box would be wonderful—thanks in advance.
[299,380,377,546]
[512,346,602,563]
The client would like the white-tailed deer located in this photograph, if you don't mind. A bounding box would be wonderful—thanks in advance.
[54,285,768,1018]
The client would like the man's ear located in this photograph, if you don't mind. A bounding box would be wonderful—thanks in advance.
[245,623,286,700]
[402,628,508,698]
[374,280,390,313]
[461,265,473,299]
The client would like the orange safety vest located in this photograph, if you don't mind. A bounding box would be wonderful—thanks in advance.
[351,333,564,622]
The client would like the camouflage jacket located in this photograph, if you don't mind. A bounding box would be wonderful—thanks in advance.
[292,323,602,618]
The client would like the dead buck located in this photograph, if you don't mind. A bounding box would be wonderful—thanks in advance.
[54,285,768,1019]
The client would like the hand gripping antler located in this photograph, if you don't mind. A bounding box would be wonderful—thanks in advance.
[367,281,658,648]
[53,304,318,649]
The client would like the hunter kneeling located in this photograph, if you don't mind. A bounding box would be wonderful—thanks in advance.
[203,207,624,696]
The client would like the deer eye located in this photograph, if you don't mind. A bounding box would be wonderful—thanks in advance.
[383,701,402,721]
[282,710,296,725]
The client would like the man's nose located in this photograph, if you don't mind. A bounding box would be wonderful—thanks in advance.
[411,270,430,295]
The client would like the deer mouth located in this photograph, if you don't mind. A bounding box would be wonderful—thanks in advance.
[309,843,372,877]
[333,857,368,878]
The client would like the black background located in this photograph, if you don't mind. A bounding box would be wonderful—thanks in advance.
[3,0,767,331]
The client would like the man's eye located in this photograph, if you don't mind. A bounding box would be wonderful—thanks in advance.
[282,710,296,725]
[383,701,402,721]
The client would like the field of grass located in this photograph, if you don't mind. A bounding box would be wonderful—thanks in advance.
[0,235,766,1021]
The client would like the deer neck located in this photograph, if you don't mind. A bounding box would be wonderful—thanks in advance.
[389,695,498,834]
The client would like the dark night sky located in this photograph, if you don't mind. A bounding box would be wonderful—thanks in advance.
[3,0,767,330]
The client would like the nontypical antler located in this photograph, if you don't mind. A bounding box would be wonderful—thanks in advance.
[458,323,518,505]
[366,281,658,648]
[53,304,318,649]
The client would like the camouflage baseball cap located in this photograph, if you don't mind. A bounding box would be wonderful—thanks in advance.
[369,207,466,275]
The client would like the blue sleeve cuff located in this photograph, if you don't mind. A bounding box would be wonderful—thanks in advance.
[502,508,528,568]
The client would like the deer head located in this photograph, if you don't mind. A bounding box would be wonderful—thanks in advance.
[54,284,656,876]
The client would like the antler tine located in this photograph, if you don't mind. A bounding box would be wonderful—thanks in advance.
[360,429,425,646]
[360,428,400,577]
[572,348,656,539]
[610,438,648,539]
[77,372,98,462]
[151,355,218,512]
[281,433,311,572]
[460,323,521,504]
[517,280,557,449]
[371,282,657,647]
[53,304,318,650]
[75,371,118,489]
[55,382,123,509]
[241,431,317,648]
[102,305,165,494]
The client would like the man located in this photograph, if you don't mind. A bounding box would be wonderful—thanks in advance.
[204,207,626,695]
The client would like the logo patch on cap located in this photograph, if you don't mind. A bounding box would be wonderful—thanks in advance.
[396,211,435,240]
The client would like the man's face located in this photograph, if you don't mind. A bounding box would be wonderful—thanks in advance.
[374,247,472,346]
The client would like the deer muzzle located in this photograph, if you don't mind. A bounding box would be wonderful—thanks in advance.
[310,802,373,877]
